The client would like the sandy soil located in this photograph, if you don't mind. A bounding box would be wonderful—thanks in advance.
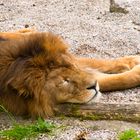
[0,0,140,139]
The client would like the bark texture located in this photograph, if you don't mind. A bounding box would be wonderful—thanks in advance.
[57,103,140,122]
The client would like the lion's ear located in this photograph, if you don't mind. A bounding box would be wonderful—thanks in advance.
[42,32,69,55]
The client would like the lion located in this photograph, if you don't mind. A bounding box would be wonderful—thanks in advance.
[0,29,140,118]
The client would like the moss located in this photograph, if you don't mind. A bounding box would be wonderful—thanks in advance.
[67,105,106,121]
[57,104,140,122]
[67,105,140,122]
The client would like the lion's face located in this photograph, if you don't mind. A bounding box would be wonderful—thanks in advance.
[0,31,101,117]
[44,56,101,104]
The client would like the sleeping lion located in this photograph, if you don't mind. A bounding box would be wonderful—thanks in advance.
[0,29,140,118]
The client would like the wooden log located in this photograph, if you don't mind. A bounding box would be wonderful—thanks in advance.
[56,103,140,123]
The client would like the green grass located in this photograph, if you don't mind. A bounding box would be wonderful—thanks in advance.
[0,105,61,140]
[118,129,140,140]
[0,118,57,140]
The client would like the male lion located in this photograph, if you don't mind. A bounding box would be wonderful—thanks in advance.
[0,29,140,118]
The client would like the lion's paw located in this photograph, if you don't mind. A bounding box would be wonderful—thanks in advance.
[124,56,140,68]
[118,56,140,72]
[132,64,140,75]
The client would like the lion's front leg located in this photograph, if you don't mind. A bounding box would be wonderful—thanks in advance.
[95,65,140,92]
[77,55,140,74]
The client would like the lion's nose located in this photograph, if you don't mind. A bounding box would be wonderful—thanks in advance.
[87,81,99,90]
[87,85,96,90]
[87,81,102,104]
[87,81,100,98]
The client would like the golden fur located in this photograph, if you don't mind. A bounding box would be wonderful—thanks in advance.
[0,29,140,118]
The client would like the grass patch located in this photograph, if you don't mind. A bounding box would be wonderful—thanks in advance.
[0,118,57,140]
[118,129,140,140]
[0,105,63,140]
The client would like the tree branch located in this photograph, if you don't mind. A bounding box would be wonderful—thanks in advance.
[57,103,140,122]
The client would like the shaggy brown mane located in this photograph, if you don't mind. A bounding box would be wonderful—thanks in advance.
[0,32,69,116]
[0,32,67,59]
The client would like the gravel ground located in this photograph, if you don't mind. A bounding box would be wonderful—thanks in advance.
[0,0,140,139]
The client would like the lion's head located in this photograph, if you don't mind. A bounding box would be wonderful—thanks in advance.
[0,31,101,117]
[44,62,101,104]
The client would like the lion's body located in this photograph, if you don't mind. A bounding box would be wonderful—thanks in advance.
[0,29,140,118]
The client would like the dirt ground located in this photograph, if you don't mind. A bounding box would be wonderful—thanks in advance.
[0,0,140,139]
